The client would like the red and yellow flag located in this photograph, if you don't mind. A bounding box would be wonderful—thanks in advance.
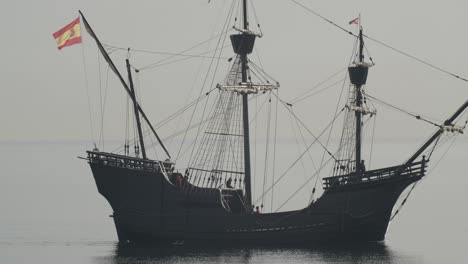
[53,17,82,50]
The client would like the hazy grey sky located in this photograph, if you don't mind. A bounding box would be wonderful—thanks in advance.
[1,0,468,143]
[1,0,467,223]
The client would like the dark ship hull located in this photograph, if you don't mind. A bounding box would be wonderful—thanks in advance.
[75,7,468,247]
[88,151,425,245]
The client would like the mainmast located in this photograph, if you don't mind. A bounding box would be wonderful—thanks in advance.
[193,1,278,209]
[240,0,252,209]
[355,28,364,173]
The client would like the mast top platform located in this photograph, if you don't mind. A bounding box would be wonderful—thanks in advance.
[217,82,279,95]
[230,33,257,55]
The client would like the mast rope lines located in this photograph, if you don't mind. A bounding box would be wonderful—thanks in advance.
[391,106,468,221]
[366,93,459,130]
[290,0,468,84]
[312,41,358,202]
[110,6,239,156]
[118,92,265,159]
[391,132,460,221]
[80,33,96,146]
[97,57,111,151]
[110,87,217,154]
[108,4,238,156]
[272,91,343,165]
[252,101,346,209]
[80,11,171,159]
[287,67,348,106]
[100,27,234,72]
[181,0,239,164]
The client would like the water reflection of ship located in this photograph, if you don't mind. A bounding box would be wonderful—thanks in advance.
[76,0,467,245]
[110,243,412,264]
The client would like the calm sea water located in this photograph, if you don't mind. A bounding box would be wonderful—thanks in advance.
[0,140,466,263]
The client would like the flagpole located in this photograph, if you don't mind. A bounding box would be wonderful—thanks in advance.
[359,13,362,30]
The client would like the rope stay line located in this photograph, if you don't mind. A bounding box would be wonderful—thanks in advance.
[270,90,279,211]
[110,87,217,154]
[390,133,459,221]
[290,0,468,84]
[80,37,96,146]
[285,109,315,196]
[390,107,468,221]
[271,91,343,164]
[292,77,347,106]
[138,45,232,71]
[311,38,357,203]
[288,67,348,105]
[260,93,272,211]
[115,90,265,158]
[182,0,238,164]
[109,28,235,72]
[252,101,346,206]
[275,156,334,212]
[102,43,231,61]
[366,93,446,128]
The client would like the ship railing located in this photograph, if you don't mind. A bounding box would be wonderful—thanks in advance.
[323,159,427,190]
[86,151,163,173]
[333,159,356,176]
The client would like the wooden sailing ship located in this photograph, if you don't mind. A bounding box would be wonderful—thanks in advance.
[76,1,467,245]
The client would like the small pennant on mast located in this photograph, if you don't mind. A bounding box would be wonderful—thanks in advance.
[349,17,360,25]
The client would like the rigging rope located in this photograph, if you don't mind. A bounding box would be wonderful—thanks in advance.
[249,0,263,36]
[368,116,377,168]
[275,156,334,212]
[98,49,103,149]
[291,78,346,105]
[253,106,345,206]
[272,91,342,163]
[271,91,279,212]
[112,28,235,71]
[313,40,357,202]
[289,67,348,105]
[261,93,272,210]
[390,133,459,221]
[286,108,314,195]
[165,23,233,151]
[80,41,96,145]
[181,0,237,163]
[366,93,442,128]
[290,0,468,84]
[98,59,111,151]
[140,45,232,71]
[125,95,130,155]
[110,87,217,154]
[102,44,230,60]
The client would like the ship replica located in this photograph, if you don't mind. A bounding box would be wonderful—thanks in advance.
[78,1,467,245]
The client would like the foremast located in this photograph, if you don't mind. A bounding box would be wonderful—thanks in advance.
[353,28,365,173]
[346,24,374,175]
[341,22,467,178]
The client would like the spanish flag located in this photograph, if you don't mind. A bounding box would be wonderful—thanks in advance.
[53,17,82,50]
